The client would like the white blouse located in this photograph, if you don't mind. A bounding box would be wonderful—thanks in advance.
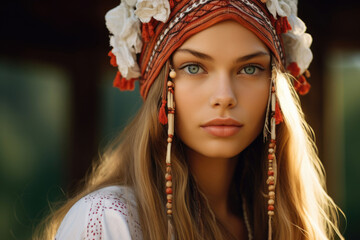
[55,185,143,240]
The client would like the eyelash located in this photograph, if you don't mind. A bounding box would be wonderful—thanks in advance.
[178,63,265,75]
[179,63,206,75]
[238,64,265,75]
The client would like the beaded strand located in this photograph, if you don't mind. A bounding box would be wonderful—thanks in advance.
[266,77,278,240]
[166,68,176,240]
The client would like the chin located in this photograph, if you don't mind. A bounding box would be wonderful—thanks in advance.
[196,143,247,159]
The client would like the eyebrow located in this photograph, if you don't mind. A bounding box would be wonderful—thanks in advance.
[175,48,270,62]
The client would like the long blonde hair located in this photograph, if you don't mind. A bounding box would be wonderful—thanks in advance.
[34,64,344,240]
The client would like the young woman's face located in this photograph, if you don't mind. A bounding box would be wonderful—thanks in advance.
[172,20,271,159]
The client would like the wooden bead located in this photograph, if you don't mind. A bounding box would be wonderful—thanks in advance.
[268,185,275,191]
[166,188,172,194]
[269,191,275,197]
[268,211,274,216]
[166,181,172,187]
[166,203,172,209]
[169,70,176,79]
[167,194,173,200]
[167,209,173,215]
[167,81,173,87]
[269,143,275,148]
[165,174,172,181]
[167,137,172,143]
[268,199,275,205]
[166,167,171,173]
[266,176,275,184]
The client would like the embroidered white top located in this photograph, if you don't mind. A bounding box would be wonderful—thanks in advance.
[55,185,143,240]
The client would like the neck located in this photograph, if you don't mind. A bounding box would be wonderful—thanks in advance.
[186,148,238,216]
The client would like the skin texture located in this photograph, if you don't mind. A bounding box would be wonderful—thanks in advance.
[172,20,271,239]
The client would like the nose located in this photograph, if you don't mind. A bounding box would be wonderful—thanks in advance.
[209,74,237,109]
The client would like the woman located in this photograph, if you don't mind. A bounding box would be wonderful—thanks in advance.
[36,0,344,239]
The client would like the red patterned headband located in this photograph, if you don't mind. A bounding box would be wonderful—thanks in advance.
[106,0,313,97]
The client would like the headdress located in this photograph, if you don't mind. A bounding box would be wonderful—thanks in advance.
[105,0,313,239]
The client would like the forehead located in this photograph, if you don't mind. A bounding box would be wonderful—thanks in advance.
[178,20,269,58]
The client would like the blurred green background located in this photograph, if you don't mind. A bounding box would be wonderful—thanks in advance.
[0,0,359,239]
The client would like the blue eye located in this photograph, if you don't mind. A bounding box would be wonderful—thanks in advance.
[241,66,257,75]
[182,64,204,74]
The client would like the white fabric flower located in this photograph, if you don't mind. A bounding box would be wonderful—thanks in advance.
[283,15,313,73]
[135,0,171,23]
[265,0,312,74]
[125,0,137,7]
[105,2,143,79]
[266,0,297,18]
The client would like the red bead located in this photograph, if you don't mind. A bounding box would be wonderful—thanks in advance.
[268,205,274,211]
[166,188,172,194]
[268,154,274,160]
[271,139,276,143]
[269,143,275,148]
[268,170,274,176]
[166,174,172,181]
[268,181,274,185]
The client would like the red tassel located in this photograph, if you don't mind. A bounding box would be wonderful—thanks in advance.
[275,101,283,125]
[275,20,282,35]
[281,17,292,33]
[142,24,150,42]
[158,99,168,125]
[148,22,154,37]
[287,62,300,77]
[113,71,122,88]
[142,23,155,42]
[113,71,136,91]
[108,50,117,67]
[294,75,311,95]
[169,0,175,8]
[124,78,136,91]
[275,17,293,34]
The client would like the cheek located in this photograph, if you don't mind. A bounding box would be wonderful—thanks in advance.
[173,83,203,139]
[239,83,270,133]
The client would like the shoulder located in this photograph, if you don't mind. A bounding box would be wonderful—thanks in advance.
[55,185,143,240]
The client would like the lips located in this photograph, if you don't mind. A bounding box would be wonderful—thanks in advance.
[201,118,243,137]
